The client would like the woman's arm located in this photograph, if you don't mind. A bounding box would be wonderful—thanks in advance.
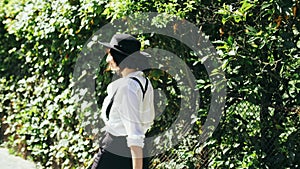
[130,146,143,169]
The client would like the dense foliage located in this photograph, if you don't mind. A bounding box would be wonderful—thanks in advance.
[0,0,299,168]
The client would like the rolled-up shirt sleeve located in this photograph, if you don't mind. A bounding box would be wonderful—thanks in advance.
[120,81,145,148]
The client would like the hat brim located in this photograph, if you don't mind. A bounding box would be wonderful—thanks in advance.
[99,41,129,55]
[98,41,113,48]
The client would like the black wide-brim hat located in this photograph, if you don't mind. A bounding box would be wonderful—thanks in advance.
[99,34,141,56]
[99,34,150,67]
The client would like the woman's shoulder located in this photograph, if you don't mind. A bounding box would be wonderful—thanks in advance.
[109,77,135,88]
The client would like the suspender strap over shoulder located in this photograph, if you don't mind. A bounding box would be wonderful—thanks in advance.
[129,77,148,100]
[106,76,149,120]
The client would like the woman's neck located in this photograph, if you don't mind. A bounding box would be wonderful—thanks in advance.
[121,68,137,77]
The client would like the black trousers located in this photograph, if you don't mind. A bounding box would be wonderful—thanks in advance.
[91,132,149,169]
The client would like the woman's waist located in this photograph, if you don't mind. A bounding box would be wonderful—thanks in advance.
[100,132,132,157]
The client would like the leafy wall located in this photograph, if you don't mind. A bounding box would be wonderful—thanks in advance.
[0,0,299,168]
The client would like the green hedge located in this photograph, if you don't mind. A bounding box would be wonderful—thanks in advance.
[1,0,300,168]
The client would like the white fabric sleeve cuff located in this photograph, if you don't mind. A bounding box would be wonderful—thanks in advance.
[126,135,145,148]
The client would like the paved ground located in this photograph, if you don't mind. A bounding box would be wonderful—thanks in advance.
[0,148,36,169]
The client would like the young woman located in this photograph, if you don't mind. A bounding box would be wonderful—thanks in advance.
[91,34,155,169]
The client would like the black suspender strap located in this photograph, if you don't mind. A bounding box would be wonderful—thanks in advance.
[129,77,148,100]
[106,90,117,120]
[105,76,148,120]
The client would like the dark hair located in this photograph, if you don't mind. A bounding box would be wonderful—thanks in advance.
[110,48,127,66]
[110,48,150,70]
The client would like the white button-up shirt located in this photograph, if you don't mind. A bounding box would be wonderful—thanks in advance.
[101,71,155,148]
